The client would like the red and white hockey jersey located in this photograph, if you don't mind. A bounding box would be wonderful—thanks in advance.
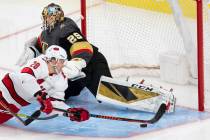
[0,55,68,108]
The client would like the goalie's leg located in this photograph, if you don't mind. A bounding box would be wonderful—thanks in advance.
[64,52,112,99]
[85,55,112,97]
[97,76,175,113]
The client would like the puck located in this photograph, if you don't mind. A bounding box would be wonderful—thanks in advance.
[140,124,147,128]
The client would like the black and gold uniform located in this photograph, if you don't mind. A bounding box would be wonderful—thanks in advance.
[35,16,112,98]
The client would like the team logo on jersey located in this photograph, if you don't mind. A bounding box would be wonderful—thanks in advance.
[60,23,66,29]
[41,41,49,53]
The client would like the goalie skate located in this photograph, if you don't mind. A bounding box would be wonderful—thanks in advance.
[96,76,175,113]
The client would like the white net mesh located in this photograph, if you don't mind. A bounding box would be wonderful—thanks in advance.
[86,0,197,76]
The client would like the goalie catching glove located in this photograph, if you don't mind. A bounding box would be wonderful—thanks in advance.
[35,91,53,114]
[16,37,40,66]
[65,108,89,122]
[62,58,86,80]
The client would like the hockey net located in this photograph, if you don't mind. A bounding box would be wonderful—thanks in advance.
[83,0,210,111]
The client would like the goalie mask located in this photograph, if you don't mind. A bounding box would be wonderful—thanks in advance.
[45,45,67,73]
[42,3,64,31]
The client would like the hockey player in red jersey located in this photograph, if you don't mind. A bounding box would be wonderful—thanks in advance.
[16,3,112,99]
[0,45,89,124]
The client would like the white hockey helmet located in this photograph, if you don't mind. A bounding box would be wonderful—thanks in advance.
[45,45,67,60]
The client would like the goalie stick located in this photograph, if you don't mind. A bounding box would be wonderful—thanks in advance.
[53,103,166,125]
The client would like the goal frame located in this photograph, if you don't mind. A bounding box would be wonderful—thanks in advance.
[196,0,204,112]
[80,0,205,111]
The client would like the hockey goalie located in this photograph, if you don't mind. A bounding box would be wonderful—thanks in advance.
[96,76,176,113]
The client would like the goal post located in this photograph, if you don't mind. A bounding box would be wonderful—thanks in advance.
[196,0,204,111]
[81,0,87,37]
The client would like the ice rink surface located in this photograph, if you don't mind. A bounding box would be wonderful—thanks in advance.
[0,0,210,140]
[3,89,210,138]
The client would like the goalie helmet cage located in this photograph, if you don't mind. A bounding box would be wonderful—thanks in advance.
[80,0,210,111]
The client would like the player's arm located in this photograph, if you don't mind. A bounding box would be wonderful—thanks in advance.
[68,35,93,64]
[61,31,93,79]
[20,58,54,114]
[50,97,89,122]
[35,90,89,121]
[45,87,89,122]
[43,72,89,122]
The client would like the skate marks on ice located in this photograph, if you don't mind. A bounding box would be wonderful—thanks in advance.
[5,89,210,138]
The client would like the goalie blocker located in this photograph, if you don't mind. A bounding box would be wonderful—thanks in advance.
[96,76,175,113]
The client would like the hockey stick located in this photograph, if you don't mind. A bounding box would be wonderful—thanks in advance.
[91,104,166,125]
[53,104,166,125]
[0,100,41,126]
[3,108,59,122]
[23,110,41,125]
[16,113,59,120]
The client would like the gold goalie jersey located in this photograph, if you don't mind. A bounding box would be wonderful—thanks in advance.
[96,76,176,113]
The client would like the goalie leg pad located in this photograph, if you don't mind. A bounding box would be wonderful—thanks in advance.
[96,76,176,113]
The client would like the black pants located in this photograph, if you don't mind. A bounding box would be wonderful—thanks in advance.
[64,52,112,99]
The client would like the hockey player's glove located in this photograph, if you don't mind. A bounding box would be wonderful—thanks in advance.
[62,58,86,80]
[67,108,89,122]
[35,92,53,114]
[16,37,40,66]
